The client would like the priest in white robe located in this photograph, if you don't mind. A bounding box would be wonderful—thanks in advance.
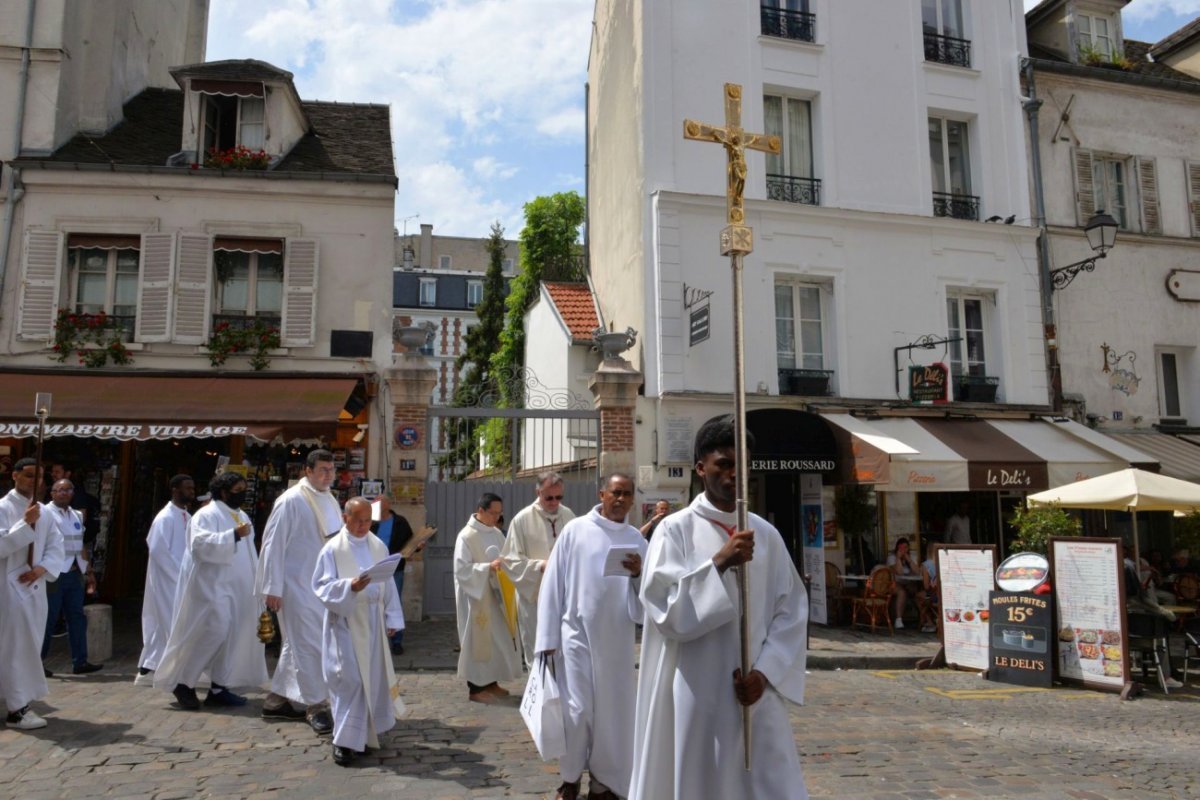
[154,471,267,710]
[535,474,646,800]
[629,416,809,800]
[312,497,405,767]
[0,459,63,730]
[454,493,521,702]
[136,475,194,685]
[256,449,341,733]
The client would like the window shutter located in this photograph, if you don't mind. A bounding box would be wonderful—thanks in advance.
[16,229,64,342]
[1187,161,1200,238]
[173,233,213,344]
[1136,157,1161,235]
[134,233,176,342]
[281,238,318,347]
[1072,148,1095,225]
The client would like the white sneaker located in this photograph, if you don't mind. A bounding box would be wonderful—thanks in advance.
[894,618,905,629]
[1165,677,1183,689]
[133,670,154,687]
[6,707,47,730]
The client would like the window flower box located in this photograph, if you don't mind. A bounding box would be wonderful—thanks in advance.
[779,368,834,396]
[956,374,999,402]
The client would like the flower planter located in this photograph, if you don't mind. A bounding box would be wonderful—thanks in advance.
[778,368,833,396]
[956,375,999,402]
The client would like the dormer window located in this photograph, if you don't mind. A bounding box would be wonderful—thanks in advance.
[202,94,266,153]
[1077,13,1115,60]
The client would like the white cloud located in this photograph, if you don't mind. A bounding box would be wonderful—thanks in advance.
[1123,0,1200,19]
[536,108,585,138]
[472,156,518,180]
[405,161,522,239]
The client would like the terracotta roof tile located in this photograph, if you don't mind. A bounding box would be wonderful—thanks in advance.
[543,282,600,342]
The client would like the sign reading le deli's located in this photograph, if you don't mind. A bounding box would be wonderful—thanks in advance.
[0,423,251,439]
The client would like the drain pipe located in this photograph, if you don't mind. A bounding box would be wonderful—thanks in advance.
[1021,56,1060,411]
[0,0,38,317]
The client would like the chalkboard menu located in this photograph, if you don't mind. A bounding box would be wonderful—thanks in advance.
[987,592,1053,687]
[1051,537,1128,691]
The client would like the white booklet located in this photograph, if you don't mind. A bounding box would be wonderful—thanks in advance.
[603,545,641,577]
[361,552,405,582]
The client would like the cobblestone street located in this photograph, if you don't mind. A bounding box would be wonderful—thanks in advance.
[5,616,1198,800]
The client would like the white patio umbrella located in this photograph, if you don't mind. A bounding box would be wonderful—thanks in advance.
[1027,467,1200,568]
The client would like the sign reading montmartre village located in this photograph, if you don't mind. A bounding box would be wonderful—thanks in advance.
[0,423,250,440]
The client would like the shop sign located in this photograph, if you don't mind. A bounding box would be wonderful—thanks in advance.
[396,426,419,448]
[970,463,1047,491]
[987,592,1053,688]
[751,458,837,473]
[0,422,250,439]
[908,363,949,404]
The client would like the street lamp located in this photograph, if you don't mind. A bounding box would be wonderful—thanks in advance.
[1049,211,1118,290]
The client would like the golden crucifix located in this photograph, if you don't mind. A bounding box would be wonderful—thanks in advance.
[683,83,780,255]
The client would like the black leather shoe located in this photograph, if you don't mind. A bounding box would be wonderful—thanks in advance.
[204,689,247,707]
[43,668,52,678]
[308,708,334,736]
[332,744,355,767]
[72,662,102,675]
[262,702,306,720]
[173,684,200,710]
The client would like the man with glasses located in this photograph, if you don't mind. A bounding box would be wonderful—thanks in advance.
[255,450,341,734]
[501,472,576,666]
[454,493,521,703]
[41,479,102,677]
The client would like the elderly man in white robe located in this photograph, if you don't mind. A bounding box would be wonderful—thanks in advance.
[313,497,405,767]
[256,449,341,734]
[629,416,809,800]
[454,492,521,702]
[1,459,63,730]
[536,473,646,800]
[501,471,576,667]
[136,474,194,686]
[154,471,268,710]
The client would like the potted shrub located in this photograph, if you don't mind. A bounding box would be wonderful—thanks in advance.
[1009,502,1082,555]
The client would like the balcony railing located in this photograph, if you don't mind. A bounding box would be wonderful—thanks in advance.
[761,6,816,43]
[767,174,821,206]
[212,313,281,331]
[956,374,999,403]
[932,191,980,221]
[110,315,136,342]
[924,32,971,68]
[778,368,833,397]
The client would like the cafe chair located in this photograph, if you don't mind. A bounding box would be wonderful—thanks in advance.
[916,564,940,633]
[1175,573,1199,603]
[1181,617,1200,686]
[1127,613,1172,694]
[852,566,895,635]
[824,562,853,626]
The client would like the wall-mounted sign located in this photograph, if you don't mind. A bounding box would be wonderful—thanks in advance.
[399,459,416,471]
[1167,268,1200,302]
[396,426,419,448]
[750,458,837,473]
[689,307,710,346]
[909,362,949,404]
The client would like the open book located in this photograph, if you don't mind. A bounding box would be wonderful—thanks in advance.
[399,525,437,559]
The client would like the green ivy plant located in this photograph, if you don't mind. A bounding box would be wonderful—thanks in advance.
[51,309,133,368]
[1009,502,1082,555]
[206,318,281,370]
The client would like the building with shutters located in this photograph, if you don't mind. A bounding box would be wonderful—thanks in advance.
[0,1,396,598]
[1025,1,1200,480]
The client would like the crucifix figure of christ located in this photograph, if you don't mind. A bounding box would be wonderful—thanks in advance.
[682,82,780,771]
[683,82,780,254]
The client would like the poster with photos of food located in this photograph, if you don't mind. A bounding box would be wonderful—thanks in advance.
[1051,538,1126,690]
[937,545,997,671]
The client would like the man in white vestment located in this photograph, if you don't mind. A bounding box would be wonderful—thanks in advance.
[536,473,646,800]
[136,474,194,685]
[257,449,340,734]
[501,471,576,666]
[454,493,521,702]
[629,416,809,800]
[154,471,267,710]
[1,459,63,730]
[312,497,405,767]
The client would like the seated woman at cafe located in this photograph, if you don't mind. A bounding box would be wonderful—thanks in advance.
[919,541,939,633]
[887,537,922,630]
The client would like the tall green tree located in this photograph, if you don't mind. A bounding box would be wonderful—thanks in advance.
[491,191,586,409]
[440,222,511,476]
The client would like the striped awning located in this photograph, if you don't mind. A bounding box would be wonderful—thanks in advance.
[1106,432,1200,482]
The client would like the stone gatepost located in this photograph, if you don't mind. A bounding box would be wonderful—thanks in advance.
[387,325,438,622]
[589,355,642,477]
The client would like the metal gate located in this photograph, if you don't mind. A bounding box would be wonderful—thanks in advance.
[421,370,601,616]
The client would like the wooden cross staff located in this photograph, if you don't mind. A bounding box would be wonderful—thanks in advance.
[682,83,780,772]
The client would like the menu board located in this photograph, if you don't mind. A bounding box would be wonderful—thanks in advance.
[801,474,827,625]
[1051,538,1127,691]
[988,592,1053,687]
[937,545,997,671]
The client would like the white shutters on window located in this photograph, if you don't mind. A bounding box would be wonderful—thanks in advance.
[1072,148,1095,226]
[1136,157,1160,235]
[281,238,318,347]
[1187,162,1200,238]
[134,233,176,342]
[16,229,64,342]
[174,233,214,344]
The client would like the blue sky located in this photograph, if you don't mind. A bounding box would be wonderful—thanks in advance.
[207,1,1199,239]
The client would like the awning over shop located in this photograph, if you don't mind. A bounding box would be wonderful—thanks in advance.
[1106,432,1200,482]
[0,373,359,442]
[820,413,1159,493]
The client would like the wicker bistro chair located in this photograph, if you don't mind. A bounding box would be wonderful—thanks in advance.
[1175,573,1199,603]
[916,563,940,633]
[824,561,854,626]
[852,566,895,635]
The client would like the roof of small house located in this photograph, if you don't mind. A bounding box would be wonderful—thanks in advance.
[543,282,601,342]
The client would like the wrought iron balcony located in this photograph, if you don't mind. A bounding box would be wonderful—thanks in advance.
[212,313,281,331]
[956,374,999,403]
[924,32,971,68]
[761,6,816,43]
[778,368,833,397]
[767,174,821,206]
[932,191,980,221]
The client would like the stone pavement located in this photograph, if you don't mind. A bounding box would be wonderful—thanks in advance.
[9,608,1198,799]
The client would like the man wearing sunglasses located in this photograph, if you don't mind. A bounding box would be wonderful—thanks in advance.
[500,472,576,667]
